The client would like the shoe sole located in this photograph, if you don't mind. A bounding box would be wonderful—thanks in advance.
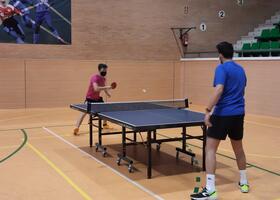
[240,189,249,193]
[239,185,249,193]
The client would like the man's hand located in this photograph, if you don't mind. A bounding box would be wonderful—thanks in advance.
[204,112,212,127]
[14,8,22,16]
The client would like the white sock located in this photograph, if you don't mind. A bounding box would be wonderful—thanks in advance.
[206,174,216,193]
[239,170,248,185]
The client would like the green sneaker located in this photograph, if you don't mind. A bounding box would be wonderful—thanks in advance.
[190,187,218,200]
[239,182,249,193]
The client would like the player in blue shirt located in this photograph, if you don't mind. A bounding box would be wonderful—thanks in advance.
[190,42,249,200]
[32,0,63,43]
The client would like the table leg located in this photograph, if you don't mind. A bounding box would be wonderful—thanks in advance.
[147,130,152,179]
[89,115,93,147]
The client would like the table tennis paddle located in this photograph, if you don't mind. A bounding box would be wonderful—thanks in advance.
[111,82,117,89]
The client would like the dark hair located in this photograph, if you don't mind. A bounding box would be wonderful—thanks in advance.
[98,63,108,71]
[216,41,234,59]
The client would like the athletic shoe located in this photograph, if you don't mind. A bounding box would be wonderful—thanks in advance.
[239,182,249,193]
[73,128,79,135]
[190,187,218,200]
[103,124,110,129]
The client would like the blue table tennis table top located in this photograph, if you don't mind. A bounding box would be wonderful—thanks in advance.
[99,108,205,131]
[70,102,205,131]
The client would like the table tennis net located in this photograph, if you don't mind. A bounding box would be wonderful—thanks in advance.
[87,99,189,113]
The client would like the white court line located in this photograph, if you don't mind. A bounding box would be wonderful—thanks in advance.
[42,127,164,200]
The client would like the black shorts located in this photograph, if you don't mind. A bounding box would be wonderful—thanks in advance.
[3,17,24,37]
[3,17,18,28]
[85,97,104,103]
[207,115,244,140]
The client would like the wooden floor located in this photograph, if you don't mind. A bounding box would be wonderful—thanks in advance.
[0,105,279,200]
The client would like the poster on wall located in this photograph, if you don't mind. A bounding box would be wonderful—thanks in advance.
[0,0,71,44]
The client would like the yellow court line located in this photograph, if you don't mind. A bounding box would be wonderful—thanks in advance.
[27,142,93,200]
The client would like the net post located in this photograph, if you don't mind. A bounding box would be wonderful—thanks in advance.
[184,99,189,108]
[87,101,91,113]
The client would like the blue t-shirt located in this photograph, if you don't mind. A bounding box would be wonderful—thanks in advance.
[213,61,247,116]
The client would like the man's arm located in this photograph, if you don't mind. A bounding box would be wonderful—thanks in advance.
[206,84,224,112]
[93,82,112,92]
[204,84,224,127]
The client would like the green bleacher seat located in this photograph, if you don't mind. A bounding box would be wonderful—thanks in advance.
[251,42,260,56]
[255,28,280,41]
[251,42,260,49]
[271,41,279,48]
[260,42,270,56]
[241,43,251,57]
[271,41,280,56]
[242,43,251,50]
[270,28,280,40]
[260,29,271,40]
[237,22,280,57]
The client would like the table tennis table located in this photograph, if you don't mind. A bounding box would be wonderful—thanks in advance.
[70,99,206,179]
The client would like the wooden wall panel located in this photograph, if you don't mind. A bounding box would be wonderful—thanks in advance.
[25,60,104,107]
[24,60,175,107]
[181,60,280,117]
[242,61,280,117]
[173,61,185,99]
[0,60,25,108]
[184,61,216,104]
[1,57,279,119]
[106,61,175,102]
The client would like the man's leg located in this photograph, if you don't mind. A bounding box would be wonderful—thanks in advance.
[33,13,43,44]
[13,23,25,41]
[3,18,25,43]
[230,139,249,192]
[96,97,109,129]
[205,137,221,193]
[73,113,87,135]
[44,11,66,43]
[231,139,246,170]
[22,14,34,29]
[190,136,220,199]
[3,26,24,43]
